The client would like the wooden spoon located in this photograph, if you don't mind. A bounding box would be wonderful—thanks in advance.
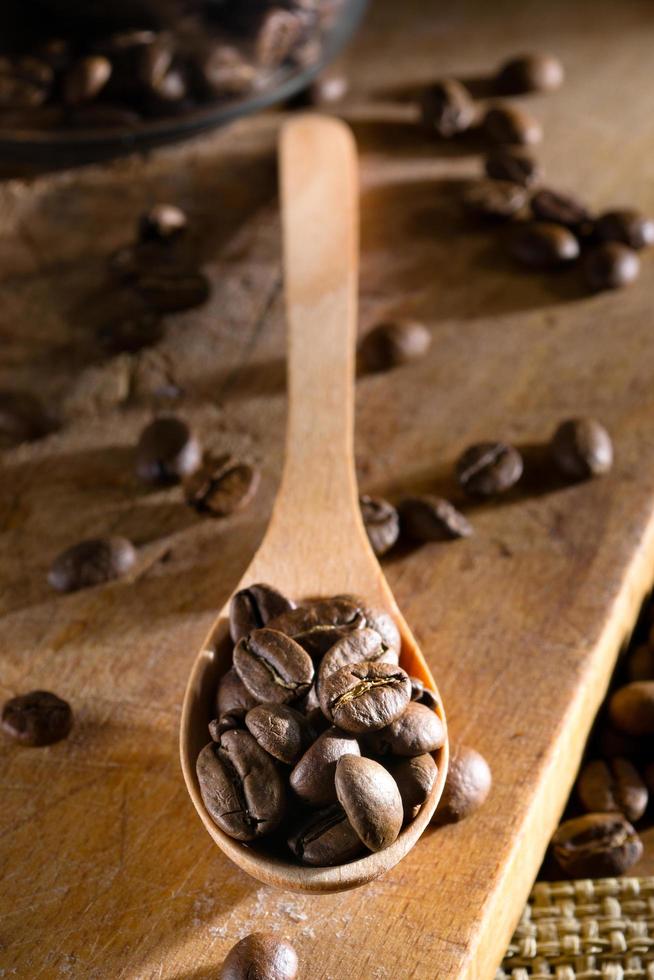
[180,114,448,894]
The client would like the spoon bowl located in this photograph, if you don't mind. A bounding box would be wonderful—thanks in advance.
[180,114,448,893]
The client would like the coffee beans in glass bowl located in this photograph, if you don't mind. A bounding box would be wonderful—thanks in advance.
[192,586,446,872]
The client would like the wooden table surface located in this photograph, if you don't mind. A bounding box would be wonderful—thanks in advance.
[3,1,654,977]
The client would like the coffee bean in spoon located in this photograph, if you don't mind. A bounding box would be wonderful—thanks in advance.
[551,812,643,878]
[386,753,438,821]
[584,242,640,291]
[595,209,654,250]
[432,744,491,826]
[135,416,201,485]
[219,932,299,980]
[365,702,446,757]
[233,628,314,704]
[48,537,136,592]
[359,495,399,557]
[319,661,412,734]
[456,441,523,496]
[508,222,580,268]
[287,803,364,867]
[576,758,648,822]
[184,455,260,518]
[317,627,397,701]
[419,79,476,139]
[549,418,613,480]
[335,755,403,852]
[482,104,542,145]
[484,147,541,188]
[461,179,528,221]
[399,495,472,542]
[215,667,259,722]
[229,583,296,644]
[495,52,564,94]
[2,690,73,747]
[245,703,311,766]
[289,726,361,807]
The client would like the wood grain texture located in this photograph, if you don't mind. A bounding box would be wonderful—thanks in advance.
[3,0,654,977]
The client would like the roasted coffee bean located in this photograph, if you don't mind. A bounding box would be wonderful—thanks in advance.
[48,537,136,592]
[333,595,402,657]
[496,52,564,94]
[0,389,52,447]
[97,311,164,354]
[215,667,258,721]
[245,703,311,765]
[456,441,523,496]
[531,188,591,230]
[289,727,360,806]
[135,271,210,312]
[139,203,187,243]
[219,932,298,980]
[287,803,363,866]
[461,179,528,220]
[359,495,400,557]
[419,79,476,139]
[184,455,260,518]
[584,242,640,290]
[552,812,643,878]
[418,687,440,711]
[387,753,438,821]
[484,147,541,188]
[577,758,648,822]
[608,681,654,736]
[410,677,425,702]
[358,320,431,372]
[627,644,654,682]
[269,595,401,659]
[197,730,285,841]
[509,222,580,268]
[550,418,613,480]
[229,583,295,644]
[135,416,202,484]
[234,628,314,704]
[365,702,445,757]
[483,104,542,145]
[595,209,654,250]
[319,661,412,734]
[208,715,240,739]
[2,691,73,747]
[63,55,112,105]
[399,495,473,542]
[194,44,256,97]
[432,744,491,826]
[335,755,403,852]
[317,628,397,699]
[256,8,305,68]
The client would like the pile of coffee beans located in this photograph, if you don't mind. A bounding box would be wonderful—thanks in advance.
[196,585,445,866]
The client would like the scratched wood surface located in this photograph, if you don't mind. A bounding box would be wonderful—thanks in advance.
[3,1,654,977]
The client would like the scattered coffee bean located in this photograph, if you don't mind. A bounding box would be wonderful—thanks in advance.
[531,188,591,230]
[184,455,260,517]
[335,755,403,851]
[399,496,472,542]
[595,209,654,250]
[135,271,211,312]
[219,933,298,980]
[584,242,640,290]
[359,495,400,557]
[419,79,476,139]
[48,537,136,592]
[135,416,202,485]
[139,203,187,243]
[627,644,654,682]
[387,753,438,821]
[97,311,164,354]
[461,179,528,221]
[577,758,648,822]
[63,55,112,105]
[365,702,445,757]
[552,812,643,878]
[290,726,360,806]
[432,744,491,826]
[358,320,431,372]
[509,222,580,268]
[483,104,542,145]
[320,661,412,734]
[410,677,425,702]
[608,681,654,736]
[215,667,259,721]
[2,691,73,747]
[229,583,296,644]
[245,703,311,765]
[196,730,286,841]
[496,52,564,94]
[550,418,613,480]
[287,803,364,866]
[0,389,53,447]
[456,441,523,496]
[484,147,541,188]
[234,628,314,704]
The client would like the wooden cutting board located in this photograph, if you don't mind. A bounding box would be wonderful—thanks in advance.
[2,1,654,977]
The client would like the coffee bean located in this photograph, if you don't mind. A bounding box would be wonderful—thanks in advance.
[577,758,648,822]
[287,803,364,866]
[136,416,202,485]
[627,644,654,682]
[483,105,542,145]
[334,595,402,657]
[97,311,164,354]
[317,628,397,700]
[208,715,240,739]
[595,209,654,250]
[229,583,295,644]
[418,687,440,711]
[386,753,438,821]
[289,727,360,806]
[552,812,643,878]
[194,44,256,98]
[335,755,403,852]
[584,242,640,290]
[365,702,445,757]
[245,703,311,766]
[63,55,112,105]
[456,441,523,496]
[234,628,314,704]
[219,933,298,980]
[509,222,580,268]
[461,179,528,220]
[409,677,425,702]
[484,148,541,188]
[399,495,473,542]
[196,730,285,841]
[496,52,564,94]
[139,203,187,243]
[432,744,491,826]
[184,455,259,518]
[358,320,431,372]
[319,661,411,734]
[48,537,136,592]
[531,188,591,230]
[2,691,73,747]
[419,79,476,139]
[215,667,258,721]
[359,495,399,557]
[269,595,401,660]
[0,389,53,447]
[550,418,613,480]
[135,271,210,312]
[609,681,654,736]
[256,8,305,68]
